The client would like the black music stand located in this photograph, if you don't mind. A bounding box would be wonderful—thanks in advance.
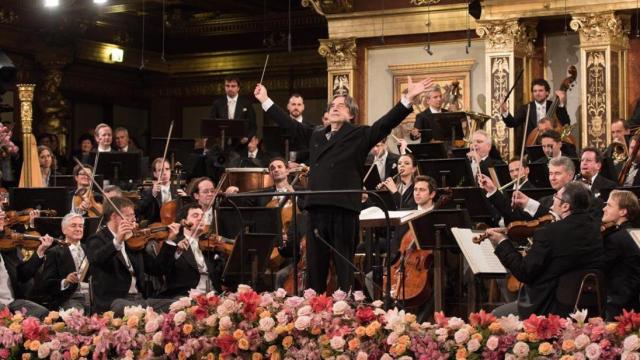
[50,175,104,189]
[201,119,246,151]
[491,163,512,187]
[149,138,195,167]
[216,207,282,239]
[527,162,551,188]
[526,145,545,163]
[89,152,142,184]
[9,187,70,215]
[424,112,467,142]
[505,187,555,201]
[362,169,397,210]
[407,142,448,160]
[222,233,278,289]
[418,158,475,187]
[34,216,102,239]
[450,147,469,159]
[450,187,494,224]
[363,165,383,190]
[410,209,472,312]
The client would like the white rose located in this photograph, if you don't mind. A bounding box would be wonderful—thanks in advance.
[205,314,218,327]
[332,301,350,316]
[264,331,278,342]
[237,284,252,293]
[625,335,640,352]
[585,343,601,360]
[294,315,311,331]
[353,291,366,302]
[297,305,312,317]
[173,310,187,325]
[219,316,233,330]
[512,341,530,357]
[152,331,164,344]
[276,311,288,324]
[448,317,464,330]
[259,317,276,332]
[623,352,640,360]
[330,336,346,351]
[37,344,51,359]
[467,338,481,352]
[275,288,287,298]
[575,334,591,349]
[454,328,470,344]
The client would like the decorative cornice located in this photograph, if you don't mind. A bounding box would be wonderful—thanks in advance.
[388,59,476,76]
[301,0,353,16]
[476,20,538,56]
[570,12,630,49]
[318,37,357,71]
[410,0,441,5]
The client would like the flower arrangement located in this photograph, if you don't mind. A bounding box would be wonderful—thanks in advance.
[0,285,639,359]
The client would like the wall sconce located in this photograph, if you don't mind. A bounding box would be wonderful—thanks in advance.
[108,47,124,63]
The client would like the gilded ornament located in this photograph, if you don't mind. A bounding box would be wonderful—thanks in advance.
[318,38,356,70]
[570,12,629,48]
[410,0,441,5]
[476,20,537,56]
[301,0,352,16]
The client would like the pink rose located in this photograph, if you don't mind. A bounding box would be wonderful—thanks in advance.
[448,317,465,330]
[486,336,499,351]
[454,328,470,344]
[333,289,347,301]
[353,291,366,302]
[297,305,312,317]
[585,343,601,360]
[37,344,51,358]
[512,341,530,357]
[303,288,317,299]
[264,331,278,342]
[467,338,481,352]
[152,331,163,344]
[219,316,233,330]
[356,352,368,360]
[144,318,160,333]
[294,316,311,331]
[259,317,275,332]
[625,335,640,352]
[173,310,186,325]
[575,334,591,349]
[623,352,640,360]
[330,336,346,351]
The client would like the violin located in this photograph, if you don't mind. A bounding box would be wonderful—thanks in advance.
[125,222,172,251]
[0,229,66,251]
[72,187,103,217]
[473,214,556,245]
[601,221,618,237]
[5,208,57,227]
[198,233,235,255]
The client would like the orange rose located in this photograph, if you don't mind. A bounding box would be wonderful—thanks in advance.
[183,324,193,335]
[52,322,65,332]
[233,329,245,340]
[126,315,139,328]
[488,322,502,334]
[282,335,293,349]
[456,347,468,359]
[21,354,31,360]
[348,338,361,351]
[79,346,90,357]
[69,345,79,360]
[562,339,576,352]
[538,342,554,356]
[355,326,366,338]
[238,338,250,350]
[516,332,528,341]
[28,340,41,352]
[267,345,278,355]
[252,353,264,360]
[165,343,175,354]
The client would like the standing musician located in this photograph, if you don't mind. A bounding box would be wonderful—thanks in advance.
[500,78,570,138]
[254,76,433,293]
[467,130,505,178]
[94,123,114,153]
[41,213,90,311]
[137,158,186,223]
[379,154,418,210]
[285,93,314,166]
[209,76,257,144]
[410,84,447,142]
[85,196,173,315]
[369,138,399,182]
[157,204,224,297]
[602,190,640,320]
[0,209,54,318]
[576,147,616,197]
[485,181,604,318]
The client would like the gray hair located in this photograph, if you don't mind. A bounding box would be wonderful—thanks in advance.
[104,185,123,196]
[560,181,591,211]
[428,84,442,97]
[548,156,575,177]
[61,212,85,229]
[330,94,359,121]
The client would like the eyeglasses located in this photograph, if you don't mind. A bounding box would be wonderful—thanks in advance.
[553,194,566,204]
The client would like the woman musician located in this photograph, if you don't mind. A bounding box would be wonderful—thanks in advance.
[377,154,418,210]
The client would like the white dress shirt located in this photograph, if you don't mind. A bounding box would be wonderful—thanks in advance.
[227,95,238,119]
[374,151,388,180]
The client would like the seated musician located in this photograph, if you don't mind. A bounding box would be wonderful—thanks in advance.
[467,130,505,178]
[0,209,54,318]
[576,147,616,197]
[41,213,90,312]
[137,158,186,223]
[369,138,399,181]
[533,130,563,163]
[94,123,114,152]
[114,127,141,154]
[504,156,534,191]
[478,156,576,225]
[85,196,173,315]
[379,154,418,210]
[70,164,102,216]
[186,177,238,226]
[486,181,604,318]
[157,204,224,296]
[38,145,55,187]
[230,136,270,168]
[601,190,640,320]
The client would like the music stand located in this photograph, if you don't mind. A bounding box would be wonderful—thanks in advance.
[526,145,545,163]
[9,187,70,216]
[418,158,475,187]
[450,187,494,224]
[407,142,448,160]
[410,209,472,312]
[450,147,469,159]
[363,165,383,191]
[222,233,278,288]
[201,119,246,151]
[89,152,142,184]
[150,138,195,167]
[216,206,282,239]
[527,162,551,188]
[34,216,101,239]
[505,187,555,201]
[490,163,512,187]
[50,175,104,188]
[425,112,467,143]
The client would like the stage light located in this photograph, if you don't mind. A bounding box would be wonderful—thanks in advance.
[468,0,482,20]
[107,47,124,63]
[44,0,60,7]
[93,0,107,4]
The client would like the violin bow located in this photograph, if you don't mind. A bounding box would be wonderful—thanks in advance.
[157,121,174,185]
[88,150,100,194]
[188,172,229,240]
[72,158,130,221]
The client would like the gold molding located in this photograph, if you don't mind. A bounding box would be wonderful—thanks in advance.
[476,20,538,56]
[388,59,475,76]
[318,37,357,71]
[301,0,353,16]
[481,0,640,21]
[570,12,630,49]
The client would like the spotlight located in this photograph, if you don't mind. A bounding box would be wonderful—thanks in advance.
[93,0,107,4]
[469,0,482,20]
[44,0,60,7]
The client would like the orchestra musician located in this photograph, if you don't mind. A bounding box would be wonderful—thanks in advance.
[504,157,534,190]
[379,154,418,210]
[114,127,141,154]
[41,213,90,311]
[70,164,102,216]
[622,137,640,187]
[94,123,114,152]
[410,84,447,142]
[85,196,173,315]
[157,204,224,297]
[369,138,399,182]
[576,147,616,197]
[467,130,505,178]
[38,145,55,187]
[0,209,54,319]
[137,158,185,223]
[254,76,433,293]
[601,190,640,320]
[285,93,314,166]
[230,136,270,168]
[486,181,604,318]
[209,76,257,144]
[533,130,564,163]
[500,78,570,138]
[186,177,238,226]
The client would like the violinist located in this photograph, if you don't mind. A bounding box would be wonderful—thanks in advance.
[70,164,102,216]
[41,213,90,311]
[622,137,640,187]
[486,181,604,318]
[157,204,224,297]
[0,209,54,319]
[467,130,505,178]
[85,196,173,315]
[379,154,417,210]
[186,177,238,226]
[601,190,640,320]
[500,78,570,139]
[93,123,114,152]
[576,147,616,197]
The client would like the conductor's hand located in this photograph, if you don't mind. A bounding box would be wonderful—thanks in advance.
[477,174,496,194]
[254,84,269,103]
[406,76,434,103]
[511,190,530,209]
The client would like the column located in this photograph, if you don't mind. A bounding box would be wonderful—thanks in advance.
[318,37,357,101]
[476,20,537,160]
[570,12,629,148]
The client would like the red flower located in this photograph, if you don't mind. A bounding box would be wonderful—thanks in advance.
[0,307,9,320]
[522,314,565,340]
[193,306,208,321]
[615,309,640,336]
[434,311,448,327]
[310,294,333,313]
[238,291,261,321]
[355,307,376,323]
[0,348,8,359]
[207,294,221,307]
[22,317,44,341]
[215,334,238,356]
[469,310,496,328]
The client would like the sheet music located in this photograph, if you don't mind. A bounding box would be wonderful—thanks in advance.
[627,229,640,249]
[451,227,507,275]
[359,207,422,223]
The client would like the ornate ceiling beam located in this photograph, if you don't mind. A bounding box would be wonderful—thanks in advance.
[481,0,640,21]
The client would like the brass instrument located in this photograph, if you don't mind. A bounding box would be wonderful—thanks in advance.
[611,139,629,165]
[463,111,491,146]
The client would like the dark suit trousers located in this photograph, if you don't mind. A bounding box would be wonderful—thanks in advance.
[307,206,358,293]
